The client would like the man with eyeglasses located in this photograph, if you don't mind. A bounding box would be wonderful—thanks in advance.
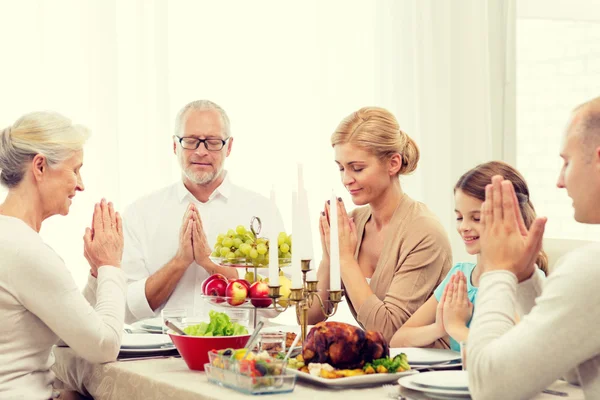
[121,100,284,323]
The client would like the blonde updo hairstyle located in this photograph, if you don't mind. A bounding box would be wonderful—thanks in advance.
[330,106,420,175]
[0,111,90,188]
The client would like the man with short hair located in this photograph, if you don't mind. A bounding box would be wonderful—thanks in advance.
[467,96,600,399]
[123,100,284,322]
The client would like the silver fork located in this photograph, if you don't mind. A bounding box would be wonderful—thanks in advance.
[382,384,416,400]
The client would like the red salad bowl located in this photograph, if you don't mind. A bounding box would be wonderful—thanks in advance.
[168,333,251,371]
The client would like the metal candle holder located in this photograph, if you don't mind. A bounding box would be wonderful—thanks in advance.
[268,259,343,344]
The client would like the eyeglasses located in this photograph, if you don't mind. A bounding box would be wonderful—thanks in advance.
[174,136,229,151]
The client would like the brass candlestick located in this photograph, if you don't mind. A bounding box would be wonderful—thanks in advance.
[268,259,344,344]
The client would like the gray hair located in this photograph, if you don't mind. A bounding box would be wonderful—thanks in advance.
[0,111,90,188]
[174,100,231,138]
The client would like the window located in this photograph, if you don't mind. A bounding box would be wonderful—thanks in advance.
[516,0,600,241]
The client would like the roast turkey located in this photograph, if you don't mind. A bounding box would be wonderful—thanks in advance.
[302,321,388,369]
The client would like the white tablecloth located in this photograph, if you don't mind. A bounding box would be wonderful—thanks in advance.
[52,347,584,400]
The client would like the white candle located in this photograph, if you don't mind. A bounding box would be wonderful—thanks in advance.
[296,164,306,260]
[298,187,316,280]
[291,191,303,288]
[269,186,279,287]
[329,191,341,290]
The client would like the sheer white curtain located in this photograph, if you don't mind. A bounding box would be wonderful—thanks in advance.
[369,0,515,264]
[0,0,514,288]
[0,0,177,286]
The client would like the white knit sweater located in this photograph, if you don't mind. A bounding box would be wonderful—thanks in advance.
[469,243,600,399]
[0,215,126,400]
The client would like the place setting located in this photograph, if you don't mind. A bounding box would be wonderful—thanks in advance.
[397,370,470,399]
[131,317,164,334]
[117,333,179,361]
[390,348,463,370]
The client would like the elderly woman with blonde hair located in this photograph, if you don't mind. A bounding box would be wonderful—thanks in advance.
[0,112,125,399]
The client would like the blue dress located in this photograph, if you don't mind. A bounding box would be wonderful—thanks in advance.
[433,262,478,352]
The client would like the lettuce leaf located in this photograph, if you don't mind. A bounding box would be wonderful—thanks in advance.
[183,311,249,337]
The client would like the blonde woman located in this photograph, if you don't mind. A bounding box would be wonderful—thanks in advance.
[0,112,125,399]
[307,106,453,343]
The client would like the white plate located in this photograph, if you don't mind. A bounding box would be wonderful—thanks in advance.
[391,348,461,365]
[398,373,471,399]
[132,317,163,333]
[411,370,469,390]
[287,368,418,388]
[118,345,177,354]
[412,361,462,370]
[121,333,172,349]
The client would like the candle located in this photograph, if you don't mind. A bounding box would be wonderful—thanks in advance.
[268,186,279,287]
[298,188,316,280]
[329,191,341,290]
[291,191,303,288]
[295,164,306,260]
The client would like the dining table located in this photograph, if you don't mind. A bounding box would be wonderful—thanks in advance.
[52,346,584,400]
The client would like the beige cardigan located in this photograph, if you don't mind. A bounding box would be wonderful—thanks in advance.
[345,194,452,344]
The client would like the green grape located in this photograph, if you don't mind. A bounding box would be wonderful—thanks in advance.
[281,252,291,259]
[286,235,292,247]
[256,238,267,245]
[277,232,287,246]
[227,229,236,236]
[211,250,219,257]
[240,243,251,255]
[216,233,225,244]
[222,237,233,248]
[256,243,268,255]
[234,249,243,257]
[233,238,243,248]
[245,239,254,245]
[236,225,247,235]
[256,254,266,265]
[246,231,255,241]
[279,243,290,253]
[220,247,230,257]
[214,244,222,252]
[226,252,236,260]
[249,248,259,259]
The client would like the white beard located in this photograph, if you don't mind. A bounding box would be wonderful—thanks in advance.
[183,164,223,185]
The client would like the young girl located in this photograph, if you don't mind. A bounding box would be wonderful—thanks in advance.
[390,161,548,351]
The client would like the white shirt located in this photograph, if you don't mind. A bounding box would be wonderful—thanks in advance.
[0,215,126,400]
[468,243,600,399]
[122,173,284,323]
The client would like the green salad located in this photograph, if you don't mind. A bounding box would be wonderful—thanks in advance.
[183,310,248,337]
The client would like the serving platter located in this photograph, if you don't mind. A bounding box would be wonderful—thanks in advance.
[287,368,418,388]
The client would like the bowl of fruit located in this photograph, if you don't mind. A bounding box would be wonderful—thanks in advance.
[168,311,251,371]
[210,222,292,268]
[201,273,291,308]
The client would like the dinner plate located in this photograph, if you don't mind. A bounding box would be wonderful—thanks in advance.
[411,361,462,370]
[121,333,173,349]
[398,372,471,399]
[391,348,461,365]
[118,345,177,354]
[287,368,418,388]
[411,370,469,390]
[133,317,164,333]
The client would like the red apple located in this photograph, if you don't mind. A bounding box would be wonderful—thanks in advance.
[249,281,272,308]
[204,277,228,302]
[230,278,251,293]
[226,281,248,306]
[202,274,228,295]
